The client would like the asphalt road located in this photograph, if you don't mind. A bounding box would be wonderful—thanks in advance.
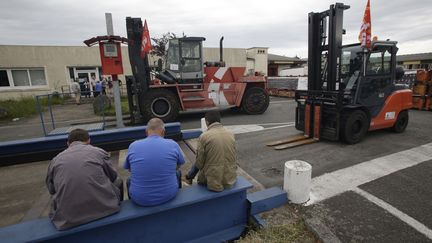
[181,96,432,241]
[177,96,296,129]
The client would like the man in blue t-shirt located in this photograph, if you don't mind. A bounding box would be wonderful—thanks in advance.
[94,81,102,97]
[124,118,185,206]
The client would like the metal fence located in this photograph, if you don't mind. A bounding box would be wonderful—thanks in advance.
[35,92,107,136]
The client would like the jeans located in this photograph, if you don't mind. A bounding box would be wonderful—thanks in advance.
[126,170,182,199]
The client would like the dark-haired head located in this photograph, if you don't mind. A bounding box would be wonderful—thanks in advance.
[205,110,221,126]
[67,129,90,145]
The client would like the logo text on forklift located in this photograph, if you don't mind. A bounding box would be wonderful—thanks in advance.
[385,111,395,120]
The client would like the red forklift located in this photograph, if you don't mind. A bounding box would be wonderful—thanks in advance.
[268,3,412,150]
[124,17,269,123]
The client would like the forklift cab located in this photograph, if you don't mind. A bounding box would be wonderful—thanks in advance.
[165,37,205,83]
[340,41,403,117]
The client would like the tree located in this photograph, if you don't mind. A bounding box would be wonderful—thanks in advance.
[150,32,177,57]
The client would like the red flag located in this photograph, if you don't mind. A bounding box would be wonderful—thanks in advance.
[140,20,152,58]
[359,0,372,49]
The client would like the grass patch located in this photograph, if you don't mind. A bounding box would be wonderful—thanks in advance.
[237,221,314,243]
[99,97,130,116]
[0,96,65,120]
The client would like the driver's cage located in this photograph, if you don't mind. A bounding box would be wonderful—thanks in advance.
[165,37,205,83]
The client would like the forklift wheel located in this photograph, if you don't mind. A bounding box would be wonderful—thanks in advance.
[142,89,180,122]
[241,87,269,115]
[341,110,369,144]
[392,110,409,133]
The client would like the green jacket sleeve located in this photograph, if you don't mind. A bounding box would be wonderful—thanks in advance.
[195,135,206,170]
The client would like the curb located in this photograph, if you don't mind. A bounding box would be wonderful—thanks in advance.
[304,217,341,243]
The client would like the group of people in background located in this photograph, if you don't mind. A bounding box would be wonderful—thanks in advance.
[70,75,122,105]
[45,111,237,230]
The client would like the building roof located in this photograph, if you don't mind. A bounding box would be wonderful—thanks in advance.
[268,53,306,63]
[397,52,432,62]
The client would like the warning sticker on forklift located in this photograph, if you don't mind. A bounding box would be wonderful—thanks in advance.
[209,92,217,99]
[385,112,395,120]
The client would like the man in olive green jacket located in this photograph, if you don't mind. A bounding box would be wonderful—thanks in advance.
[183,111,237,192]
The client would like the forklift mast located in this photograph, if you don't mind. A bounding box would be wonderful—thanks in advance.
[308,2,350,92]
[294,3,351,141]
[126,17,151,93]
[125,17,152,123]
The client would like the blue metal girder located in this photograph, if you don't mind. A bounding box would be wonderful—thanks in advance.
[0,177,253,243]
[247,187,288,215]
[0,122,184,166]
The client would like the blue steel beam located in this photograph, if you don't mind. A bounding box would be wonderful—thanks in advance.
[0,177,254,243]
[0,123,190,166]
[247,187,288,215]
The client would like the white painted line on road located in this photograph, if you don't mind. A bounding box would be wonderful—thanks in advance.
[307,142,432,205]
[225,125,264,134]
[184,122,296,135]
[261,123,295,131]
[256,122,295,126]
[225,123,296,135]
[353,187,432,240]
[269,100,295,104]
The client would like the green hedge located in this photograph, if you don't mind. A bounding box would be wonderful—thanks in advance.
[0,96,65,120]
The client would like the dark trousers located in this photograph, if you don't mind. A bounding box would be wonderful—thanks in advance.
[114,177,124,201]
[126,170,182,199]
[186,165,199,180]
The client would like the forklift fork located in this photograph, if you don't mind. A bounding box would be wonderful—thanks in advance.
[267,102,320,150]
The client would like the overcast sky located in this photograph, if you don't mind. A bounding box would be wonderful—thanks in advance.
[1,0,431,58]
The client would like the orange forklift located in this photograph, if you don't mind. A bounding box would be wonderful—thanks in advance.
[268,3,412,150]
[125,18,269,123]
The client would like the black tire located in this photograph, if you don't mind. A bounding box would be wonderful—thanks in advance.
[241,87,270,115]
[392,110,409,133]
[141,89,180,122]
[340,110,369,144]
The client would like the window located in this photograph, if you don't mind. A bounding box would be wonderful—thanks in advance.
[0,68,47,88]
[383,51,391,73]
[340,46,363,83]
[12,70,30,86]
[29,70,46,85]
[166,39,180,71]
[0,70,10,87]
[103,44,118,57]
[69,67,75,79]
[182,59,201,72]
[367,50,391,75]
[181,41,200,58]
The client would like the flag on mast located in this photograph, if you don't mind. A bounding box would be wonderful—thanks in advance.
[140,20,152,58]
[359,0,372,49]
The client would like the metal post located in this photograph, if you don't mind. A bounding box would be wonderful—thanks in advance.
[101,91,106,127]
[105,13,124,128]
[112,75,124,128]
[105,13,114,36]
[354,49,368,104]
[36,96,47,136]
[48,94,55,130]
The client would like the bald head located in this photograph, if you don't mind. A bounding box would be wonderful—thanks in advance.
[146,118,165,137]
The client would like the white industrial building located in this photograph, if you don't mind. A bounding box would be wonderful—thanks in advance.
[0,45,268,100]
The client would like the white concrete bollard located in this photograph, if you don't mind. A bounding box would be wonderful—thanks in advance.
[200,117,208,132]
[283,160,312,204]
